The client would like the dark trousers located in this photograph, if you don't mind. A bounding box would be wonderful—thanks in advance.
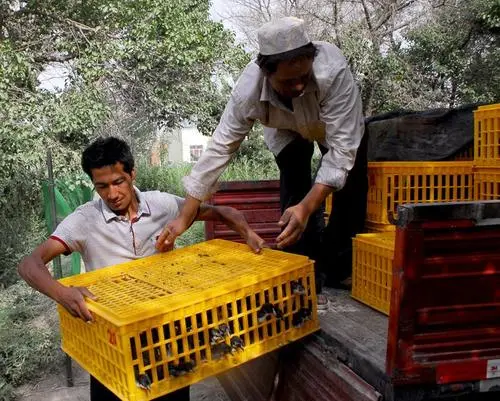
[275,134,368,289]
[90,376,190,401]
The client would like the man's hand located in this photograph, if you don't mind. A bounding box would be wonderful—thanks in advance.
[56,286,97,322]
[276,184,333,249]
[155,217,190,252]
[204,205,265,253]
[156,196,201,252]
[217,206,265,253]
[245,229,266,254]
[276,204,310,249]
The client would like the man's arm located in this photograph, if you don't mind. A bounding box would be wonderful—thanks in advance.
[156,195,202,252]
[276,183,332,249]
[315,66,363,192]
[197,204,265,253]
[156,93,254,252]
[277,64,364,249]
[18,238,96,322]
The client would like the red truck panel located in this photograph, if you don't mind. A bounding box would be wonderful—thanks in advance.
[205,180,281,246]
[387,201,500,386]
[276,340,382,401]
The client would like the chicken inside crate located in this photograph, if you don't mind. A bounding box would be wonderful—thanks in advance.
[57,239,319,401]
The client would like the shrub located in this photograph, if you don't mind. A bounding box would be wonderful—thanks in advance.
[0,214,46,289]
[135,161,192,196]
[0,283,63,396]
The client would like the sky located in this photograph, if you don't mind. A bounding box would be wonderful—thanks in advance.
[210,0,229,24]
[38,64,70,92]
[210,0,247,43]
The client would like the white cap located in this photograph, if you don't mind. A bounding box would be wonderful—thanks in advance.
[257,17,311,56]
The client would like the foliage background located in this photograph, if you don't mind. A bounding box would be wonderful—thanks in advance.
[0,0,499,398]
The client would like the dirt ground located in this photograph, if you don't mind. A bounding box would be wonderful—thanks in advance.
[15,361,230,401]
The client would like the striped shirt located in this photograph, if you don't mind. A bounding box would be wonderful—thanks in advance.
[51,189,183,271]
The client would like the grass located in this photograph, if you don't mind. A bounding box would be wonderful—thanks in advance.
[135,155,279,197]
[135,161,193,197]
[175,221,205,248]
[221,155,278,181]
[0,282,63,400]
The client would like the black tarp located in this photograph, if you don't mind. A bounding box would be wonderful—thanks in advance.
[365,103,486,162]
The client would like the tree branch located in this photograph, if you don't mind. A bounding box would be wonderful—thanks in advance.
[458,27,474,50]
[360,0,374,32]
[264,0,272,20]
[333,1,342,47]
[64,18,100,32]
[373,0,417,32]
[302,9,337,30]
[34,52,76,63]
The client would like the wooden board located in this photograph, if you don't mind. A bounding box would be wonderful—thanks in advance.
[314,288,391,399]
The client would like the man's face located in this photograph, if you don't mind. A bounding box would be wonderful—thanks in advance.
[91,162,136,214]
[267,56,314,100]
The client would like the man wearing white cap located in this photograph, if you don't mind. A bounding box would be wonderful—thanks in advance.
[157,17,367,306]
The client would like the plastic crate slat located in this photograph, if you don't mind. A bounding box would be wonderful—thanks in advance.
[474,167,500,201]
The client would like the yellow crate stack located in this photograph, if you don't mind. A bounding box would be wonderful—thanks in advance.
[356,160,475,313]
[352,233,395,315]
[474,104,500,200]
[352,105,500,313]
[475,168,500,200]
[474,104,500,166]
[58,240,319,401]
[366,161,474,229]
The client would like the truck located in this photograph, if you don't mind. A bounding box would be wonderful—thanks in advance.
[206,180,500,401]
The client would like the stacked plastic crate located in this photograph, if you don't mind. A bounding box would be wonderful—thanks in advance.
[352,107,488,314]
[474,104,500,200]
[365,161,475,232]
[351,232,395,314]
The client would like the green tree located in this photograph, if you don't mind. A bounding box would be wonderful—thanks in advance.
[220,0,499,114]
[404,0,500,108]
[0,0,248,286]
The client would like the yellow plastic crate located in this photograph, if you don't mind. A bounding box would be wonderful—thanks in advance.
[57,239,319,401]
[364,221,396,233]
[352,233,395,315]
[324,193,333,224]
[474,167,500,200]
[450,144,474,161]
[474,103,500,166]
[367,161,474,225]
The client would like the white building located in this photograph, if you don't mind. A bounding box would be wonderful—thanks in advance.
[166,126,211,163]
[151,125,211,165]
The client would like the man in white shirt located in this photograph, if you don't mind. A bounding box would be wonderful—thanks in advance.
[157,17,368,305]
[18,137,264,401]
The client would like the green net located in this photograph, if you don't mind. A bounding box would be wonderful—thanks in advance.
[41,178,94,277]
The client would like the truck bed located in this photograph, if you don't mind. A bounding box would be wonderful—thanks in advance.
[220,286,500,401]
[218,288,389,401]
[319,288,388,388]
[213,199,500,401]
